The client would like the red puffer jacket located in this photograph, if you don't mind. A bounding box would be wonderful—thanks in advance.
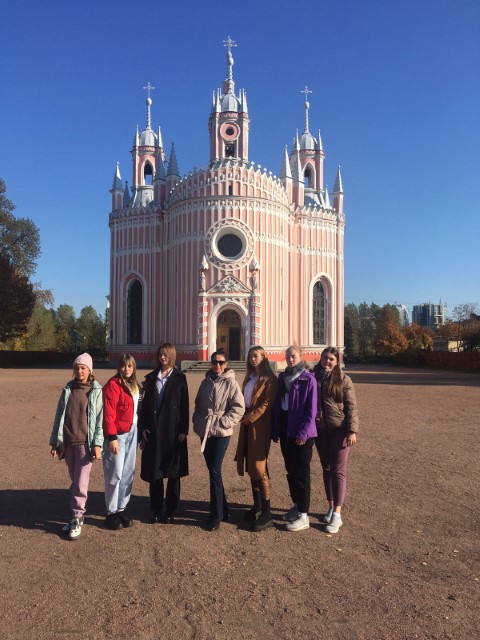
[103,376,135,439]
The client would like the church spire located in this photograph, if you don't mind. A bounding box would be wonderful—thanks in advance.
[143,82,155,130]
[167,143,180,177]
[333,165,344,193]
[223,35,237,94]
[301,86,312,134]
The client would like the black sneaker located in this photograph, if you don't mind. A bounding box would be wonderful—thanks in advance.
[117,511,134,528]
[105,513,123,530]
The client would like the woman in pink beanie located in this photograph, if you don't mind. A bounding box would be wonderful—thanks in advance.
[49,353,104,540]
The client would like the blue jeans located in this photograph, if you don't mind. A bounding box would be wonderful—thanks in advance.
[203,436,230,521]
[103,424,138,515]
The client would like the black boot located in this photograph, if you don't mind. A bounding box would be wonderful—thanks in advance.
[253,498,273,531]
[244,481,262,522]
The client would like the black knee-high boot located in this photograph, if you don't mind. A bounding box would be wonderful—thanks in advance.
[253,496,273,531]
[244,480,262,521]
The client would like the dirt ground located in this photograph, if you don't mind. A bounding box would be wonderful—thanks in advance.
[0,365,479,640]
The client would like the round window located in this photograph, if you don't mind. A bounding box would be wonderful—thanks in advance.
[226,126,235,136]
[218,234,242,258]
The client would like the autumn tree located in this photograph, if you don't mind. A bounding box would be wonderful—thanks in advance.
[375,304,408,355]
[403,322,433,351]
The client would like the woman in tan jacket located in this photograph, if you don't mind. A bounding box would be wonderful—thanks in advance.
[235,347,278,531]
[193,350,245,531]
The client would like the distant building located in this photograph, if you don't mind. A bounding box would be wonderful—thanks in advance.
[394,303,410,326]
[107,39,346,364]
[412,303,445,331]
[432,337,461,352]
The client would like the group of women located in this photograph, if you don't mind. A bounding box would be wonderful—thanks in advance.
[135,342,359,534]
[51,343,358,539]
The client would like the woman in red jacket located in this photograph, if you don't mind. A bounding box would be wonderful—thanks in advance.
[102,353,140,530]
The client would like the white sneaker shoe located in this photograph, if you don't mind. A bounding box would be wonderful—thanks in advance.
[322,506,334,523]
[325,513,343,533]
[281,505,299,522]
[68,518,84,540]
[286,514,310,531]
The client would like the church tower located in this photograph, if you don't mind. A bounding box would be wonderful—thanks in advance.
[209,36,249,164]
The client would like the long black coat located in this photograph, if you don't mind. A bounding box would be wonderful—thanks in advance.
[138,368,189,481]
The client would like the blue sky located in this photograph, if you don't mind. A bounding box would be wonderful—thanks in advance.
[1,0,479,319]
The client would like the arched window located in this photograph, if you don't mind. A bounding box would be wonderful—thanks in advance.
[144,162,153,185]
[304,166,312,189]
[127,279,142,344]
[313,281,326,344]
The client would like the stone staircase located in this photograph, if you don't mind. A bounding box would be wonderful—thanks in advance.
[181,360,247,373]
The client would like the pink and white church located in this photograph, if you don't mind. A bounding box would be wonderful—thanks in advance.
[108,38,346,365]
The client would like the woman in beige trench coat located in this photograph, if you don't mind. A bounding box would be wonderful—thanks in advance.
[235,346,278,531]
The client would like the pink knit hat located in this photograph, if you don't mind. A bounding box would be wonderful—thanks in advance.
[73,352,93,372]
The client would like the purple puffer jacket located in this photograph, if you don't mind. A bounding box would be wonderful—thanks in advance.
[273,369,318,442]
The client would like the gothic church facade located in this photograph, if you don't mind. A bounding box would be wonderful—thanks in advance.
[108,40,346,364]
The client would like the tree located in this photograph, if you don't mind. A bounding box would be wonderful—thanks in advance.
[76,306,106,352]
[55,304,76,351]
[375,305,408,355]
[344,303,360,356]
[23,302,57,350]
[0,254,36,343]
[0,178,40,277]
[403,322,433,351]
[0,178,41,343]
[358,302,380,356]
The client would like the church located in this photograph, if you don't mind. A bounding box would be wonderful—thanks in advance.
[108,38,346,365]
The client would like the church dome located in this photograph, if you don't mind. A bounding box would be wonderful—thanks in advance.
[139,128,157,146]
[221,93,239,112]
[300,131,316,150]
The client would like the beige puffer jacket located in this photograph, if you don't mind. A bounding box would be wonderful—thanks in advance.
[193,368,245,439]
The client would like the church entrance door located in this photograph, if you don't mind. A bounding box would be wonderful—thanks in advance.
[216,310,243,360]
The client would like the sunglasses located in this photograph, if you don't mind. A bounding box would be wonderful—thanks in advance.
[211,359,227,365]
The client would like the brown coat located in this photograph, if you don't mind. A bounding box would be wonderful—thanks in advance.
[235,373,278,480]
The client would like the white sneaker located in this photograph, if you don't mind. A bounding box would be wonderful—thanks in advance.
[286,514,310,531]
[281,505,299,522]
[322,506,334,523]
[69,518,84,540]
[325,513,343,533]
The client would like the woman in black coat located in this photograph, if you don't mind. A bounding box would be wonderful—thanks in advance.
[138,343,189,523]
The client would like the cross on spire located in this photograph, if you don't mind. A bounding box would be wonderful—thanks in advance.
[223,35,237,53]
[301,85,312,100]
[143,82,156,100]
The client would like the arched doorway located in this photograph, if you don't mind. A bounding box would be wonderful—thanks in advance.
[216,309,243,360]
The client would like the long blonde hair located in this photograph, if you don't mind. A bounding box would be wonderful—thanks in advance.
[117,353,138,394]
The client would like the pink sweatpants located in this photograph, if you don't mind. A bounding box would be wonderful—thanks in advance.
[64,443,93,519]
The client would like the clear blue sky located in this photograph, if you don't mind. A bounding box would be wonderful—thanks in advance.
[1,0,479,319]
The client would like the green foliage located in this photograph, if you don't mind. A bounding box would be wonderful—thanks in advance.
[54,304,76,351]
[76,306,106,352]
[24,302,56,351]
[0,178,40,277]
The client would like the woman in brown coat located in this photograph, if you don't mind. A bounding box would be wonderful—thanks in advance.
[235,346,278,531]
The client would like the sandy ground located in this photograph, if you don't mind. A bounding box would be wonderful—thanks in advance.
[0,365,479,640]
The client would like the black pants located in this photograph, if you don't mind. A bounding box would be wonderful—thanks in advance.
[279,413,313,514]
[149,478,181,516]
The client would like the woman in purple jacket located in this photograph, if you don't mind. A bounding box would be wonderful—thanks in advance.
[273,346,317,531]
